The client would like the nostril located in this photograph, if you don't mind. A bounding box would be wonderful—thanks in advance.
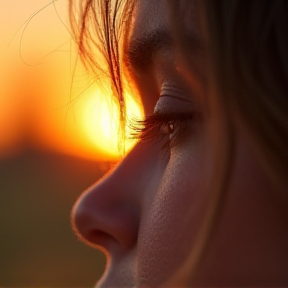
[86,230,119,251]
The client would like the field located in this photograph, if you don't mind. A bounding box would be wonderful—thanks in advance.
[0,149,109,286]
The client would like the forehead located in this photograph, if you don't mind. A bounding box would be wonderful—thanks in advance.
[126,0,203,73]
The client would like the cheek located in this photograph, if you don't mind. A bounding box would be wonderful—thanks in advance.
[136,137,206,285]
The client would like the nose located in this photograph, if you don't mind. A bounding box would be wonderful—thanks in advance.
[71,142,159,254]
[72,181,139,252]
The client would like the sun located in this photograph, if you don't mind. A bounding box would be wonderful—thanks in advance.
[79,87,143,158]
[30,80,143,161]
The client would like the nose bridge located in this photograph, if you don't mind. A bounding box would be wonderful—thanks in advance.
[72,143,160,251]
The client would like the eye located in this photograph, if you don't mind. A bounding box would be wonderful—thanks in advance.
[129,112,196,150]
[160,120,176,135]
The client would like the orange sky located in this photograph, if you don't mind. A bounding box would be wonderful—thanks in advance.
[0,0,142,160]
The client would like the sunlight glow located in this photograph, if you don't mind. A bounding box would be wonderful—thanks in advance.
[80,88,143,157]
[0,0,144,160]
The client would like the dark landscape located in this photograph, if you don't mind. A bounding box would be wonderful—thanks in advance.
[0,148,111,286]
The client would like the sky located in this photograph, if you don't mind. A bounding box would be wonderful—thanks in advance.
[0,0,142,160]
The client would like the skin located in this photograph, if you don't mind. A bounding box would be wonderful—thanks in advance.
[72,0,288,286]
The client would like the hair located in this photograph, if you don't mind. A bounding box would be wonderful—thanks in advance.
[69,0,288,284]
[69,0,136,154]
[168,0,288,283]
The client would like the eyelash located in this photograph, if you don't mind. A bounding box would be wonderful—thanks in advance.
[129,112,196,150]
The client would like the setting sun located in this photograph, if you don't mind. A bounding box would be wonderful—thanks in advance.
[0,0,143,161]
[76,87,143,158]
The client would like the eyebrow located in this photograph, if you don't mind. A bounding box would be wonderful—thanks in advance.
[126,28,203,72]
[126,29,172,71]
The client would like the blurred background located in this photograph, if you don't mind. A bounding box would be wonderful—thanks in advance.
[0,0,141,286]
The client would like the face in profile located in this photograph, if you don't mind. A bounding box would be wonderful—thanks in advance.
[71,0,288,286]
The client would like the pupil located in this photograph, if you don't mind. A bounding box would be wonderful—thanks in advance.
[168,121,174,134]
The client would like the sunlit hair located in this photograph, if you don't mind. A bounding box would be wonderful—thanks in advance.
[69,0,135,154]
[69,0,288,285]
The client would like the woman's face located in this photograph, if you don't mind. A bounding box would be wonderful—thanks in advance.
[72,0,288,286]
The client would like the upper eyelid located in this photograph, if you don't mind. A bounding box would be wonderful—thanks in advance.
[154,92,196,115]
[160,81,195,103]
[160,94,194,104]
[148,111,195,120]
